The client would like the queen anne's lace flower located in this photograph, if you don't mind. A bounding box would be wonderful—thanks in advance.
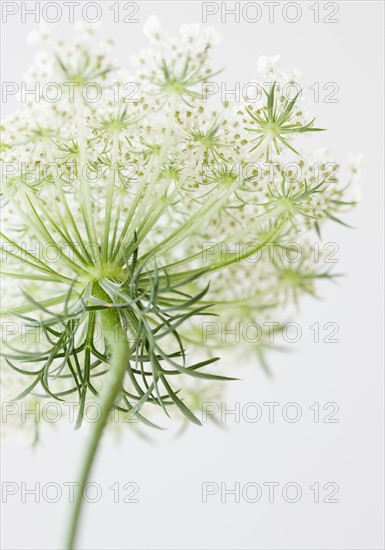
[0,18,360,549]
[0,19,359,432]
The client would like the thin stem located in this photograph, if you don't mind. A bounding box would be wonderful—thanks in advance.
[75,90,99,262]
[134,161,196,247]
[116,94,178,263]
[102,130,120,263]
[110,155,156,263]
[140,178,240,263]
[64,283,130,550]
[154,206,284,271]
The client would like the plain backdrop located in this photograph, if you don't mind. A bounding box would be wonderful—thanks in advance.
[1,1,384,549]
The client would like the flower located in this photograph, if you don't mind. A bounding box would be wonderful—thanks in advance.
[257,54,281,75]
[143,15,163,42]
[0,18,360,550]
[0,16,358,444]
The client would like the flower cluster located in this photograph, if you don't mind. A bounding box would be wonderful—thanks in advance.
[1,18,359,435]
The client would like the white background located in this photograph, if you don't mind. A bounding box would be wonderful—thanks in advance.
[1,1,384,549]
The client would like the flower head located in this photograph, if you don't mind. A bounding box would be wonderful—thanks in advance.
[0,19,359,435]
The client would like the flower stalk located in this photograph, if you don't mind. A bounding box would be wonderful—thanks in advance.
[65,282,130,550]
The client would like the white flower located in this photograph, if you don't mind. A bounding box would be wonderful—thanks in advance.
[74,20,102,35]
[284,67,303,82]
[347,154,363,200]
[1,18,357,437]
[348,153,363,176]
[0,20,360,550]
[26,30,40,45]
[180,23,201,40]
[143,15,162,42]
[205,25,222,46]
[26,21,52,45]
[180,23,222,47]
[313,148,331,162]
[257,54,280,75]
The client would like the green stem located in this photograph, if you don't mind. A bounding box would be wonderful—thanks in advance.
[116,94,178,263]
[75,90,99,262]
[65,283,129,550]
[102,130,120,263]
